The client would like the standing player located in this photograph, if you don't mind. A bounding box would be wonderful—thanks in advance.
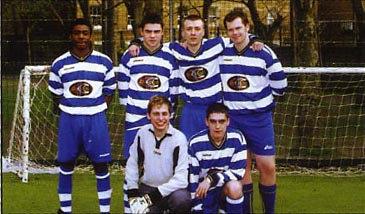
[220,11,287,214]
[129,14,264,140]
[117,13,179,161]
[124,95,191,213]
[48,18,116,214]
[188,102,247,213]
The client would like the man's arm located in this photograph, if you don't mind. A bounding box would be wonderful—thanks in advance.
[51,93,61,115]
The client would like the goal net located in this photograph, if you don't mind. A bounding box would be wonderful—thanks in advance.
[4,66,365,182]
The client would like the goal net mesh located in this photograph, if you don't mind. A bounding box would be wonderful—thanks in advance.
[4,66,365,181]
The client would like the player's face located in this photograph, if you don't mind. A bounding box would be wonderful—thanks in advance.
[140,23,163,51]
[226,17,250,47]
[147,104,170,134]
[206,112,230,144]
[70,24,92,51]
[182,19,205,48]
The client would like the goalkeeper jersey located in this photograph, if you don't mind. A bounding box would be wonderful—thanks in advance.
[188,127,247,212]
[117,45,179,131]
[48,50,116,115]
[220,43,287,115]
[125,123,189,196]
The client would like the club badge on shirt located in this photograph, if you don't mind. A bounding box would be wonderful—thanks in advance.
[69,81,93,96]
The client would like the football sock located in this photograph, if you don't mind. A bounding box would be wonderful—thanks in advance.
[259,183,276,214]
[243,183,254,214]
[226,196,244,214]
[96,170,112,214]
[58,166,74,214]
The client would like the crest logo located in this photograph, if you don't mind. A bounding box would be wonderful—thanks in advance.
[69,81,92,96]
[185,67,208,82]
[227,76,249,91]
[138,75,161,90]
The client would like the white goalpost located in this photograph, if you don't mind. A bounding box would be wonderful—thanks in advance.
[4,66,365,182]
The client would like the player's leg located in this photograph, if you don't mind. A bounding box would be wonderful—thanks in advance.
[167,189,192,213]
[229,115,254,214]
[93,162,112,214]
[179,103,208,140]
[256,155,276,214]
[57,112,80,214]
[242,151,254,214]
[57,162,75,214]
[223,180,244,214]
[85,112,113,214]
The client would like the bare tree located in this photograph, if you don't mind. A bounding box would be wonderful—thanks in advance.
[291,0,323,152]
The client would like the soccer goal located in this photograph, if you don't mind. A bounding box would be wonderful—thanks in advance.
[4,66,365,182]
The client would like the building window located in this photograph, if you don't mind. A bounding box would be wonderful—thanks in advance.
[90,6,102,29]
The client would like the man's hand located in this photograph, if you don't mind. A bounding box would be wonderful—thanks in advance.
[129,194,152,214]
[195,177,211,199]
[128,44,140,57]
[250,40,264,52]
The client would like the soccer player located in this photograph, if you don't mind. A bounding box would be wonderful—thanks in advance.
[124,95,191,213]
[129,14,264,140]
[220,10,288,214]
[117,13,179,161]
[188,102,247,213]
[48,18,116,214]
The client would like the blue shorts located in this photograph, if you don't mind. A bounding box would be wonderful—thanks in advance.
[123,128,139,159]
[229,111,275,156]
[179,103,208,141]
[57,111,112,163]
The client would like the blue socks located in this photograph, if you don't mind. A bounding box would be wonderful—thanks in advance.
[58,166,74,214]
[259,183,276,214]
[96,171,112,214]
[226,196,244,214]
[243,183,254,214]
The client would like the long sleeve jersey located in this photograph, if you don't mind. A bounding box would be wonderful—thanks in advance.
[48,50,116,115]
[220,43,287,115]
[117,45,179,131]
[188,127,247,212]
[125,123,189,197]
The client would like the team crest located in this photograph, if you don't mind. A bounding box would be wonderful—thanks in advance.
[138,75,161,90]
[185,67,208,82]
[227,76,250,91]
[69,81,92,96]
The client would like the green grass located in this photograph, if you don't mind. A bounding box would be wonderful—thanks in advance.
[2,172,365,213]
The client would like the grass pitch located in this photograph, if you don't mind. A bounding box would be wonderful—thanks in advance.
[2,172,365,213]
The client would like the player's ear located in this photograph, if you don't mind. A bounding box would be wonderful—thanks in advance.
[147,113,151,120]
[205,118,209,127]
[227,118,230,126]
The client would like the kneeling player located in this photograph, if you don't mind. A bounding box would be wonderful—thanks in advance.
[188,103,247,213]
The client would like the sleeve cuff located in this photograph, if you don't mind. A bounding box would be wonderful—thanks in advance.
[147,188,163,204]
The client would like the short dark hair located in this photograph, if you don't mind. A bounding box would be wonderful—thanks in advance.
[206,103,229,119]
[140,13,163,29]
[69,18,93,35]
[182,14,205,28]
[147,95,172,114]
[223,10,250,29]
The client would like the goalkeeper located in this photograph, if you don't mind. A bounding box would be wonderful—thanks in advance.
[188,103,247,213]
[124,95,191,213]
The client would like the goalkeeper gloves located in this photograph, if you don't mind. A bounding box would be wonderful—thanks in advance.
[129,194,152,214]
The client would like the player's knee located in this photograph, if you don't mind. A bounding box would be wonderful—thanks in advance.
[223,180,243,199]
[59,161,75,171]
[93,162,108,174]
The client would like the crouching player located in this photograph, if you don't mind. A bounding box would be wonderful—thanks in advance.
[124,95,191,213]
[188,103,247,213]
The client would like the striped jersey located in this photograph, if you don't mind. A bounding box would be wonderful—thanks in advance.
[188,127,247,211]
[170,37,230,105]
[48,50,116,115]
[220,43,287,115]
[117,45,179,131]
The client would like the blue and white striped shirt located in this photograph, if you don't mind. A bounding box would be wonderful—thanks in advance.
[48,50,116,115]
[188,127,247,211]
[220,44,287,115]
[170,37,230,105]
[117,45,179,131]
